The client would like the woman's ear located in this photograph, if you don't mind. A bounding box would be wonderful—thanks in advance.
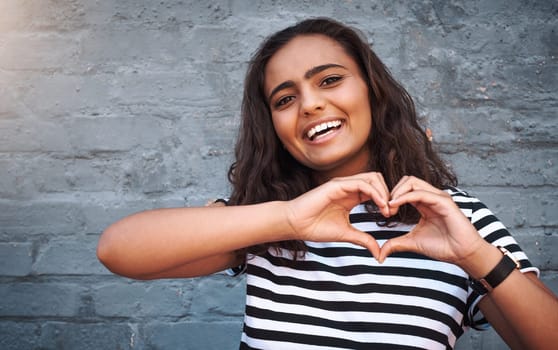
[425,128,433,142]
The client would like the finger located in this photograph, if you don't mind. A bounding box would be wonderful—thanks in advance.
[366,186,391,217]
[329,175,391,218]
[391,175,428,199]
[369,172,390,201]
[389,189,450,209]
[390,176,442,201]
[378,233,418,263]
[343,228,381,261]
[390,175,410,198]
[339,177,390,215]
[360,173,391,216]
[347,172,389,197]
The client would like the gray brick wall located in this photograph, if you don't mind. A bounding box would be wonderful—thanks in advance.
[0,1,556,349]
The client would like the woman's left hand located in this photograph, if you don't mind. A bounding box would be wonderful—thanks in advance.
[380,176,558,350]
[379,176,486,265]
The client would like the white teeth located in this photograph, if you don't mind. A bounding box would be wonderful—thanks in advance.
[307,120,342,140]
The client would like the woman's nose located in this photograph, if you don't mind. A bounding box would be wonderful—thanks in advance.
[300,89,325,116]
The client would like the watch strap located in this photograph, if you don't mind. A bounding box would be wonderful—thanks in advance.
[470,247,520,295]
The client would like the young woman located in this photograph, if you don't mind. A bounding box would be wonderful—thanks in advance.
[97,18,558,349]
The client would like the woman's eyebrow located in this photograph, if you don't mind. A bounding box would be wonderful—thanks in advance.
[268,81,294,102]
[268,63,346,102]
[304,63,345,79]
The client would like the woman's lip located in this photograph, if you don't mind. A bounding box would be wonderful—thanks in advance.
[304,121,344,143]
[303,118,345,140]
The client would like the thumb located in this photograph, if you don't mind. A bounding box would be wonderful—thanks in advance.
[343,228,381,262]
[378,233,418,263]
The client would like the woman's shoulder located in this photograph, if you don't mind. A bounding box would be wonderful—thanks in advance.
[443,186,489,218]
[443,186,479,203]
[444,186,471,197]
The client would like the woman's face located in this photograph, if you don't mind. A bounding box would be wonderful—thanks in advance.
[264,34,372,181]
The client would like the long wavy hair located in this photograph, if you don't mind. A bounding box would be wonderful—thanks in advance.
[227,17,457,257]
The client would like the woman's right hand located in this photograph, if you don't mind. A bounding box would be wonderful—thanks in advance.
[98,172,392,279]
[284,172,391,260]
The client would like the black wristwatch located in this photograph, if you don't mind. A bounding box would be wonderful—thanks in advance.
[469,246,521,295]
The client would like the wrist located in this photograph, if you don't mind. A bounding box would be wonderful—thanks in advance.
[259,201,299,242]
[469,246,521,295]
[458,241,503,280]
[226,201,298,247]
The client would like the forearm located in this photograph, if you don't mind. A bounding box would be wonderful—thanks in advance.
[466,243,558,348]
[97,201,293,278]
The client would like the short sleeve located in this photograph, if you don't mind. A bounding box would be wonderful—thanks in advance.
[225,263,247,277]
[448,187,539,330]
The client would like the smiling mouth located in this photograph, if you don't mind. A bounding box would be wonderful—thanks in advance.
[306,120,342,141]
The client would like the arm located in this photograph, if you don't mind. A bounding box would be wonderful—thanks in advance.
[381,176,558,349]
[97,201,293,279]
[477,271,556,349]
[97,173,390,279]
[464,244,558,349]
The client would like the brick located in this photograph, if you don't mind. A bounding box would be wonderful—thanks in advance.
[0,198,85,236]
[181,25,258,63]
[449,148,557,187]
[65,116,167,153]
[477,0,558,24]
[231,0,334,19]
[0,115,165,154]
[80,197,190,236]
[40,322,136,350]
[143,321,243,350]
[505,107,557,144]
[496,63,558,107]
[454,331,479,350]
[34,236,106,275]
[0,242,33,276]
[189,62,246,107]
[0,32,80,71]
[96,0,233,27]
[516,231,558,271]
[0,119,70,153]
[0,322,41,350]
[108,68,221,105]
[447,24,552,62]
[0,148,230,198]
[15,72,113,118]
[93,279,195,317]
[0,154,69,198]
[0,0,86,32]
[465,187,558,228]
[470,327,508,350]
[78,27,190,71]
[425,107,557,151]
[13,195,215,239]
[0,72,26,120]
[190,274,246,316]
[0,282,84,317]
[540,271,558,291]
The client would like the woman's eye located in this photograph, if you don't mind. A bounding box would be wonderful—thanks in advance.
[321,76,342,86]
[275,96,294,108]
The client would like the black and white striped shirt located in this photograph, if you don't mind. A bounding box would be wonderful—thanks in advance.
[236,188,538,349]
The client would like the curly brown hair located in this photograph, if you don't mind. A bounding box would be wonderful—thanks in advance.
[227,17,457,257]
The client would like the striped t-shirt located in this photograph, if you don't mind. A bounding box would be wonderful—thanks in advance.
[236,188,538,349]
